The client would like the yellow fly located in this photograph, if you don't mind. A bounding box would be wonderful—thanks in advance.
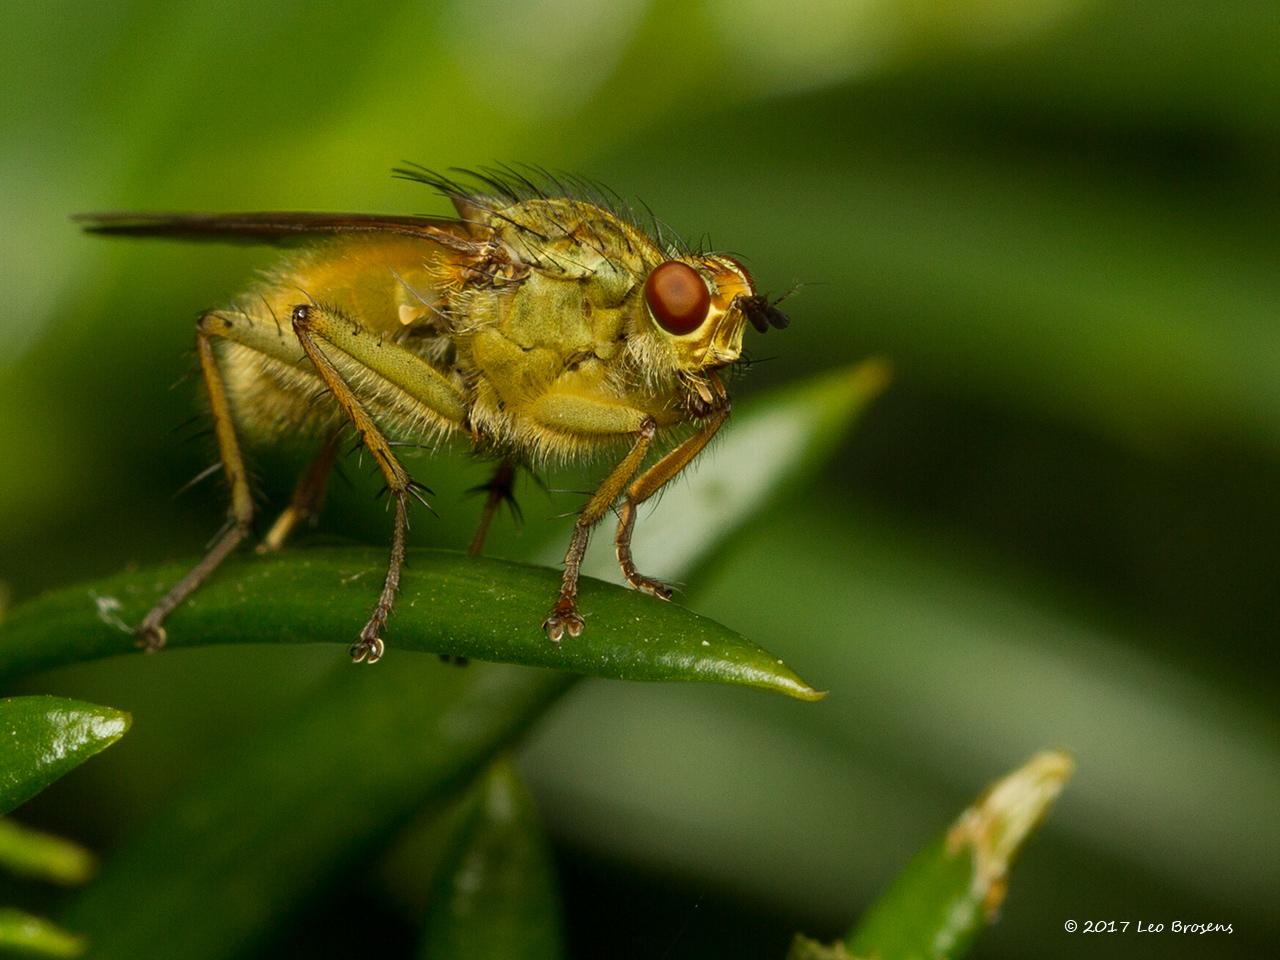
[77,167,789,663]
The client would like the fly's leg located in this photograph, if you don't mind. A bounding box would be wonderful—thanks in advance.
[135,314,256,650]
[292,305,410,664]
[439,459,519,667]
[615,405,730,599]
[289,303,467,663]
[542,417,657,641]
[445,451,515,666]
[525,391,661,640]
[256,433,341,554]
[467,458,518,557]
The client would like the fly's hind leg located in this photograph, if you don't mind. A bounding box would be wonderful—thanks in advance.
[135,314,257,650]
[615,402,730,600]
[256,432,341,554]
[289,302,466,663]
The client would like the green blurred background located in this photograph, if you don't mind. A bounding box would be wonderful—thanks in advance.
[1,1,1277,957]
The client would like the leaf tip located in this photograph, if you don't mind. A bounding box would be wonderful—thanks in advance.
[769,670,827,702]
[792,358,892,434]
[0,908,86,958]
[90,708,132,745]
[848,355,894,399]
[946,749,1074,919]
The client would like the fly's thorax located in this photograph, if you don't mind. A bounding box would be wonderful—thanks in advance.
[485,198,652,271]
[448,242,646,434]
[466,197,654,365]
[492,266,633,355]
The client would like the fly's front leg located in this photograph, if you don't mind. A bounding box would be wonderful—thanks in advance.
[615,402,730,599]
[290,303,466,663]
[135,313,258,650]
[529,393,659,641]
[545,420,655,640]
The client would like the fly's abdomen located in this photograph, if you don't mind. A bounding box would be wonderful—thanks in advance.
[213,236,467,445]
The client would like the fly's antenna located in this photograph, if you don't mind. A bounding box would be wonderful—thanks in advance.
[772,279,822,305]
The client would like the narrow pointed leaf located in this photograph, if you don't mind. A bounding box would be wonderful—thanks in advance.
[0,908,84,958]
[844,751,1074,960]
[0,697,130,815]
[0,819,95,885]
[419,759,564,960]
[0,551,818,701]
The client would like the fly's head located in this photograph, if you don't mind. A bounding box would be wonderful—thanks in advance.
[638,253,789,378]
[437,182,790,398]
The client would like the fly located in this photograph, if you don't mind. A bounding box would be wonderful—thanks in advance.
[76,167,789,663]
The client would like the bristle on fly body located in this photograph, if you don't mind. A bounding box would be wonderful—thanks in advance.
[391,162,693,256]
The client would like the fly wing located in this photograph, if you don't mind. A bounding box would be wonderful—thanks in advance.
[73,211,478,251]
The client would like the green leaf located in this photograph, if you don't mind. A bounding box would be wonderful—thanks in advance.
[844,751,1074,960]
[0,908,84,958]
[419,759,564,960]
[0,550,819,702]
[0,696,130,815]
[0,819,95,885]
[58,366,885,960]
[60,661,571,960]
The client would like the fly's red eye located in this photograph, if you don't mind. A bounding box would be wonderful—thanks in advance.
[644,261,710,335]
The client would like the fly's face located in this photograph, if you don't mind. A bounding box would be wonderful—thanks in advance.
[639,253,789,376]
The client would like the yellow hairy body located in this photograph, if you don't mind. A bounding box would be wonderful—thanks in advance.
[79,175,786,654]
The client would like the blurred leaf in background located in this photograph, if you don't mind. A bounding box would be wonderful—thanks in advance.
[787,750,1074,960]
[844,750,1073,960]
[0,696,130,957]
[1,0,1277,957]
[418,759,564,960]
[0,698,129,816]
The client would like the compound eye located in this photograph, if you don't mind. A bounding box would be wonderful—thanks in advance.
[644,261,710,335]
